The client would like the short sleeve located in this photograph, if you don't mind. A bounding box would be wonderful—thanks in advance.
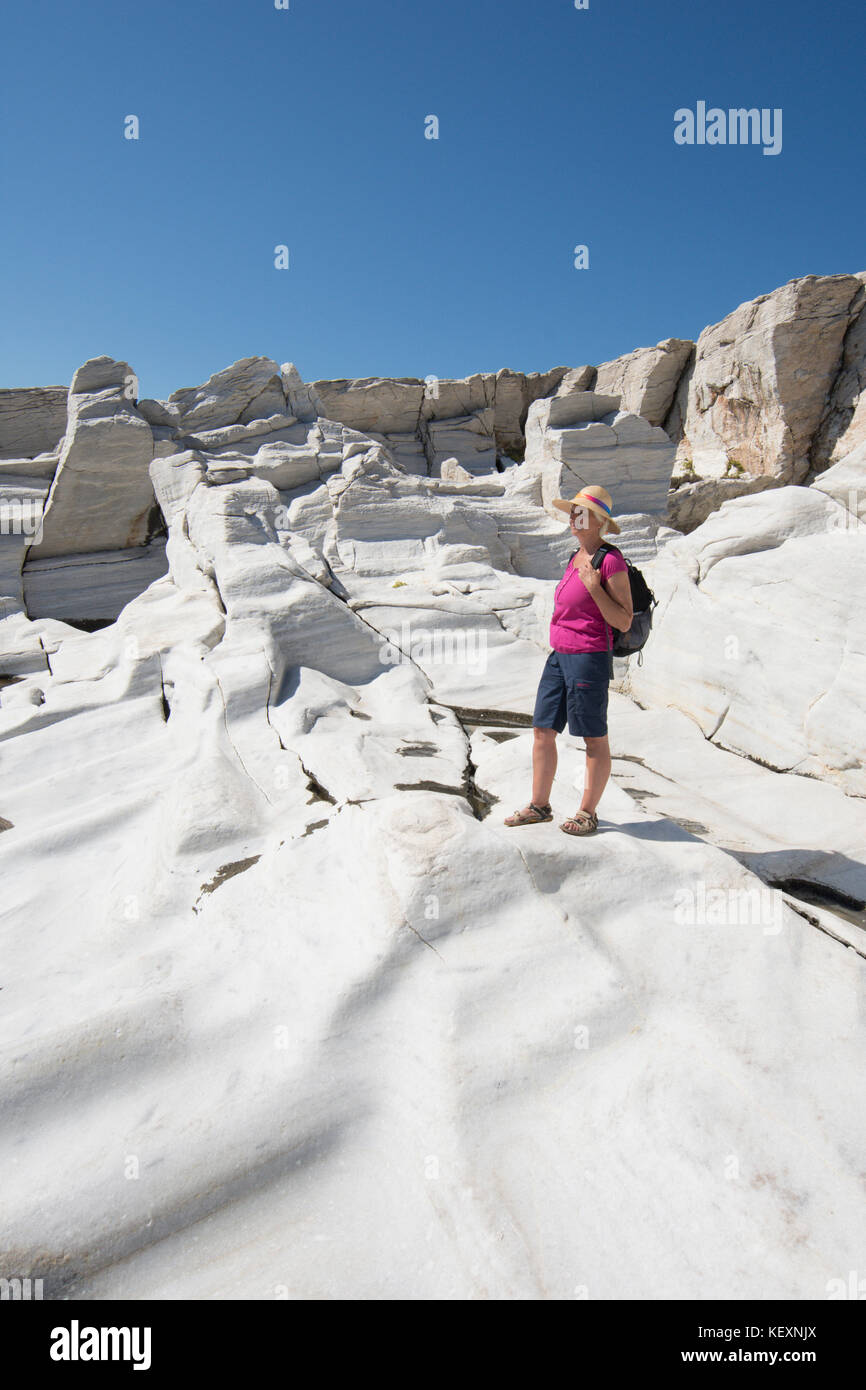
[600,550,628,578]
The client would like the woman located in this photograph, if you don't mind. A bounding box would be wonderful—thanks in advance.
[504,484,633,835]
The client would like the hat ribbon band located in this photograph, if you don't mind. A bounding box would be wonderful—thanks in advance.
[575,492,612,515]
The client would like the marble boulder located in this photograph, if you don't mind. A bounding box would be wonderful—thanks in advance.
[667,273,864,482]
[594,338,694,427]
[525,390,677,518]
[27,357,156,560]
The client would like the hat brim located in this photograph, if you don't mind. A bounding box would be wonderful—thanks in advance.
[552,497,621,535]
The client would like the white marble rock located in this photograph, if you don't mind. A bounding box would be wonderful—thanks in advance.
[27,357,156,560]
[525,391,677,518]
[2,306,866,1302]
[0,386,67,460]
[619,474,866,795]
[669,274,864,482]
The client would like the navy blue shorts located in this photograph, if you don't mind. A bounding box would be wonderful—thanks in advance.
[532,649,611,738]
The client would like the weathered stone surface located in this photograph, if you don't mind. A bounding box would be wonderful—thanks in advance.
[280,362,320,423]
[137,398,177,428]
[71,358,136,395]
[0,475,49,613]
[667,473,780,533]
[422,408,498,477]
[595,338,694,426]
[539,390,622,426]
[0,402,863,1302]
[493,366,570,456]
[420,373,493,422]
[166,357,285,433]
[809,273,866,473]
[310,376,425,436]
[306,367,571,469]
[182,413,298,453]
[27,357,156,560]
[23,542,169,623]
[0,387,67,460]
[607,692,866,916]
[809,439,866,523]
[525,390,676,517]
[552,365,596,398]
[208,419,369,492]
[369,431,428,475]
[239,379,287,424]
[605,512,681,565]
[668,274,863,482]
[0,454,59,483]
[620,473,866,795]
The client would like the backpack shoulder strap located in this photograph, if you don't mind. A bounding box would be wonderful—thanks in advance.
[590,541,613,571]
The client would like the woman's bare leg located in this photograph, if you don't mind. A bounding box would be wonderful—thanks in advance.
[531,726,558,805]
[580,734,611,813]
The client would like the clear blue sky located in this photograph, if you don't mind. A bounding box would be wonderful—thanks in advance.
[2,0,864,400]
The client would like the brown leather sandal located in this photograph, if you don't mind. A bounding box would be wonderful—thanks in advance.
[504,802,553,826]
[560,809,598,835]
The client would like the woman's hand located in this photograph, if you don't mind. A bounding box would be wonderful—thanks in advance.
[576,551,602,591]
[578,554,634,631]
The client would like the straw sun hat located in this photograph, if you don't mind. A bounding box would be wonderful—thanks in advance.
[551,483,621,536]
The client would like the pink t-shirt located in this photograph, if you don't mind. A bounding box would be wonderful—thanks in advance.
[550,547,629,653]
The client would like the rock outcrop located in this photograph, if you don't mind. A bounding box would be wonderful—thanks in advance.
[308,367,570,473]
[159,355,287,434]
[594,338,694,427]
[809,274,866,473]
[619,463,866,795]
[492,366,571,456]
[23,544,169,625]
[0,386,67,460]
[525,389,676,517]
[666,472,780,533]
[0,474,49,618]
[666,273,864,482]
[27,357,156,560]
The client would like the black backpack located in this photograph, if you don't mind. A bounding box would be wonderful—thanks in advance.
[576,542,657,663]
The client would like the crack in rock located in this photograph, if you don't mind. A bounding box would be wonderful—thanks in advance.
[462,749,498,821]
[436,703,533,730]
[707,733,801,778]
[705,703,730,741]
[193,854,262,912]
[394,779,468,797]
[783,897,866,964]
[391,774,497,820]
[158,657,171,723]
[609,747,865,950]
[426,705,500,820]
[37,636,53,677]
[299,760,337,805]
[402,916,444,960]
[768,876,865,915]
[301,818,330,837]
